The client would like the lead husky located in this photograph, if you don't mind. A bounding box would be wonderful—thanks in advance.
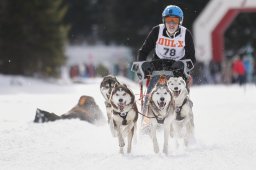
[167,77,195,147]
[100,75,120,123]
[147,76,175,154]
[109,84,138,153]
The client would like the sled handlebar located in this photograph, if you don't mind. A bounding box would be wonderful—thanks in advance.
[131,59,194,80]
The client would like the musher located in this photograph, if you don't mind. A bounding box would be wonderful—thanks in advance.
[136,5,196,114]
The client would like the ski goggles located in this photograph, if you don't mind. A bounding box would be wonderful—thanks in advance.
[164,16,180,24]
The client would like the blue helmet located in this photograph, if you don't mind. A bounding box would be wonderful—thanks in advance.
[162,5,184,25]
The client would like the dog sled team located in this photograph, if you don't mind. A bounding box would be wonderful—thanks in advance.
[100,4,197,154]
[31,4,196,155]
[100,70,195,154]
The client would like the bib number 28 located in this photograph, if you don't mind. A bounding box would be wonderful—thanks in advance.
[164,48,176,56]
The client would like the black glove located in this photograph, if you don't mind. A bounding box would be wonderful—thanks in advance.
[141,61,154,78]
[171,61,184,70]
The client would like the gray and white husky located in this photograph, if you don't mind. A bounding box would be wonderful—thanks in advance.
[147,76,175,154]
[167,77,195,147]
[109,84,138,153]
[100,75,120,123]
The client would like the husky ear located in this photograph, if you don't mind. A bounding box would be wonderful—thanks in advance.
[167,78,172,86]
[113,76,120,84]
[181,78,186,85]
[122,83,127,88]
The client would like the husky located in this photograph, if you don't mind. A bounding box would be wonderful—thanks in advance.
[147,76,175,154]
[109,84,138,154]
[167,77,195,147]
[100,75,120,123]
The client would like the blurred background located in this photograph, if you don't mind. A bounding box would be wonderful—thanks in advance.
[0,0,255,85]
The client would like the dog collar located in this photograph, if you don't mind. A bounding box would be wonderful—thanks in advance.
[149,102,170,124]
[155,116,165,124]
[113,110,128,125]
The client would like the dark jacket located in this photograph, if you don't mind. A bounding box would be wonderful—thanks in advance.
[137,25,196,65]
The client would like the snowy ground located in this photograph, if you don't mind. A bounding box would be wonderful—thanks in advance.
[1,74,256,170]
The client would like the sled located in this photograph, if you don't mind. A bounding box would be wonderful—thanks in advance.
[131,59,194,127]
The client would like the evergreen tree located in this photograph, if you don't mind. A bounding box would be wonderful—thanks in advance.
[61,0,210,48]
[64,0,98,44]
[0,0,69,76]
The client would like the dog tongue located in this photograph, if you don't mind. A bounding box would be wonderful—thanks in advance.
[159,102,165,107]
[174,91,179,97]
[119,104,124,111]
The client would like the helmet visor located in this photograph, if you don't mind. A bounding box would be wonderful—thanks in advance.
[164,16,179,24]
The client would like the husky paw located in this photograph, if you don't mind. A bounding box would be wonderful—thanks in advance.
[119,141,125,147]
[119,147,124,154]
[127,147,131,154]
[163,147,168,155]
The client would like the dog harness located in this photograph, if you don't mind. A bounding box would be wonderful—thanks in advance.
[149,102,171,124]
[113,110,128,125]
[153,113,165,124]
[175,97,188,120]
